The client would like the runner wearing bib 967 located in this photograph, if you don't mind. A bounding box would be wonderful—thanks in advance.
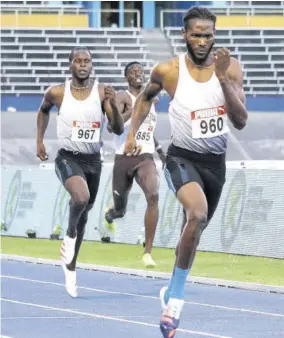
[123,7,248,338]
[105,61,166,268]
[36,46,124,298]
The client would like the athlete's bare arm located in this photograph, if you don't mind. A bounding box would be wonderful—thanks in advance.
[107,91,132,133]
[214,49,248,130]
[117,91,133,122]
[36,85,61,161]
[154,136,166,166]
[101,85,124,135]
[152,98,166,158]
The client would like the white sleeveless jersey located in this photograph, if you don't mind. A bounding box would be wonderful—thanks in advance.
[114,90,157,155]
[169,54,229,154]
[57,80,105,154]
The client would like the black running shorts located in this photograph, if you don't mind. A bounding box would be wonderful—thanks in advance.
[112,153,158,196]
[164,144,226,221]
[55,148,102,204]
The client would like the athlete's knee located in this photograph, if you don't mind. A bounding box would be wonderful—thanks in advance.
[114,208,126,218]
[112,196,128,218]
[184,208,208,239]
[190,209,207,226]
[106,206,126,220]
[70,191,90,210]
[146,190,159,206]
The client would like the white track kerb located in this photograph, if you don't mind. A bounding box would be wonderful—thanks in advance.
[1,254,284,294]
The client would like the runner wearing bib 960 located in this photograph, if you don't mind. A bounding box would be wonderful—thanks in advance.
[123,7,248,338]
[36,46,124,298]
[105,61,166,268]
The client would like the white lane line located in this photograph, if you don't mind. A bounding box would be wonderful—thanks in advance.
[2,316,81,320]
[2,275,284,318]
[1,298,231,338]
[2,315,157,320]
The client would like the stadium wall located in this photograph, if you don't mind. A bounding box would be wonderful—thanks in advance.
[1,94,284,113]
[0,14,89,28]
[1,161,284,259]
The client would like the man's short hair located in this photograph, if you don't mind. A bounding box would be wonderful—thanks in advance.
[183,6,216,30]
[124,61,143,77]
[69,46,92,62]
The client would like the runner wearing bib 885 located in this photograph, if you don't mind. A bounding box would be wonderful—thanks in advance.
[36,46,124,298]
[105,61,166,268]
[123,7,248,337]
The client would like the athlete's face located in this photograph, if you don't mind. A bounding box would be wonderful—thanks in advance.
[182,19,215,64]
[126,64,145,88]
[70,50,92,80]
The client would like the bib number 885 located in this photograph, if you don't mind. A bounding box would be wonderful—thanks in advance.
[136,131,150,141]
[78,129,95,140]
[201,117,223,135]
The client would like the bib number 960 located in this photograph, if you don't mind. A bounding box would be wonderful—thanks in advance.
[200,117,224,135]
[192,115,228,139]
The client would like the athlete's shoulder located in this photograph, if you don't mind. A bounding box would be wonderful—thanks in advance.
[44,83,64,101]
[150,57,178,88]
[117,89,129,97]
[151,57,178,77]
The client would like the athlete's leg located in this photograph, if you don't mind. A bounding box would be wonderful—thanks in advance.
[160,207,187,307]
[55,152,91,298]
[160,156,226,337]
[55,155,90,264]
[174,165,225,265]
[135,158,159,256]
[160,157,207,337]
[105,156,134,223]
[175,182,208,270]
[64,176,90,238]
[67,162,102,271]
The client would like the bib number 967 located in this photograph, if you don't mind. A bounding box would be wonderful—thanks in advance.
[77,129,95,140]
[71,127,99,143]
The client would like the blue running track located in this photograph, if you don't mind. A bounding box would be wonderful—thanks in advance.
[1,260,284,338]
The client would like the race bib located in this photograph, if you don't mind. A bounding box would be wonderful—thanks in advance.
[135,123,154,144]
[71,121,100,143]
[191,105,229,139]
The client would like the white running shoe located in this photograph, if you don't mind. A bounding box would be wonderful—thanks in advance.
[165,298,184,320]
[142,253,156,268]
[160,298,184,338]
[159,286,168,311]
[62,263,78,298]
[60,236,76,265]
